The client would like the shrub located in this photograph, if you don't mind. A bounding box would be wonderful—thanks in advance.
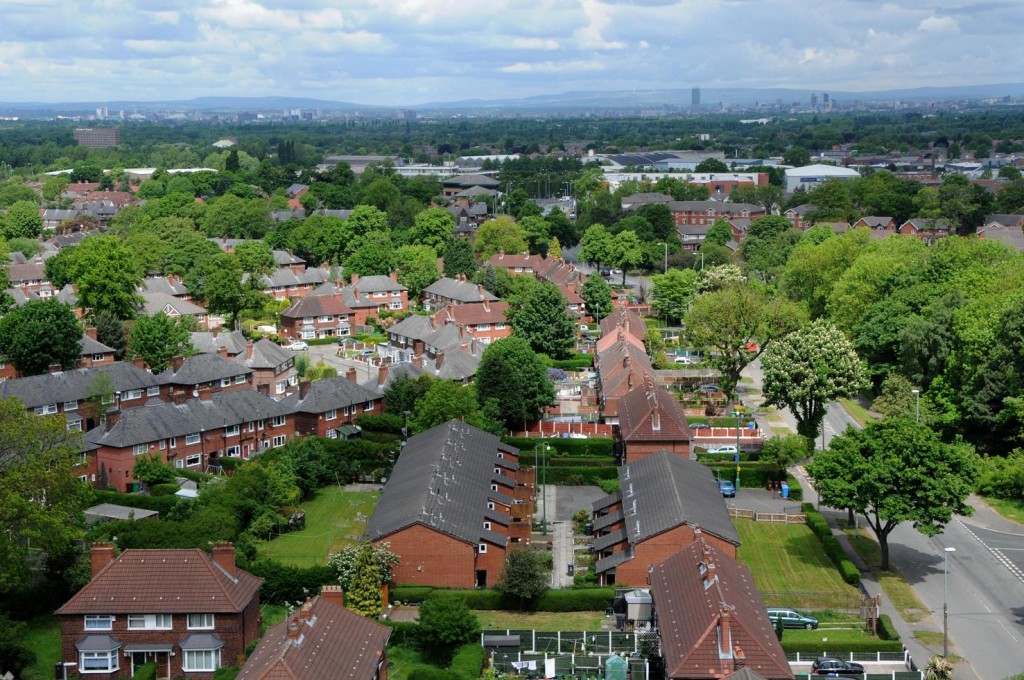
[877,614,900,641]
[357,413,406,434]
[149,483,180,496]
[780,639,903,654]
[428,589,505,610]
[248,560,335,605]
[89,489,181,515]
[409,668,461,680]
[391,586,435,604]
[545,467,619,485]
[535,588,614,611]
[449,643,486,680]
[502,437,614,458]
[597,478,620,494]
[803,509,861,587]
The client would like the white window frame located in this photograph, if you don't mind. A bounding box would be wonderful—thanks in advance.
[186,454,201,467]
[124,389,143,400]
[35,404,58,416]
[175,459,185,469]
[271,416,285,427]
[235,374,246,384]
[224,424,239,437]
[272,435,286,448]
[187,613,215,630]
[159,439,166,450]
[389,301,403,310]
[133,444,149,456]
[326,429,338,439]
[147,386,160,397]
[80,650,119,673]
[67,419,83,433]
[84,615,113,631]
[221,377,232,387]
[318,315,333,323]
[169,437,177,448]
[185,433,200,445]
[225,445,241,457]
[63,400,79,411]
[183,649,220,673]
[275,380,287,395]
[127,614,173,630]
[325,409,337,421]
[257,419,265,430]
[92,353,105,362]
[479,543,488,553]
[477,323,490,331]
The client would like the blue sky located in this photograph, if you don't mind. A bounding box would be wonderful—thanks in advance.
[0,0,1019,105]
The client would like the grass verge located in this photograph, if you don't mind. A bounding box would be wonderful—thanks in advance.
[979,496,1024,525]
[257,487,378,567]
[474,610,608,631]
[838,398,877,428]
[782,626,884,646]
[845,530,929,623]
[22,616,60,680]
[735,519,862,611]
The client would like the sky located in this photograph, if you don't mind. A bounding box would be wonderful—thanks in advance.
[0,0,1021,106]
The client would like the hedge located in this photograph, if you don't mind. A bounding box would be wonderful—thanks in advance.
[408,668,460,680]
[503,437,614,458]
[545,467,620,485]
[597,478,620,494]
[428,589,505,609]
[449,643,486,680]
[89,490,181,515]
[803,509,861,587]
[781,639,903,654]
[357,413,406,434]
[149,483,180,497]
[535,588,614,611]
[877,614,899,641]
[248,560,335,605]
[391,586,435,604]
[393,587,615,612]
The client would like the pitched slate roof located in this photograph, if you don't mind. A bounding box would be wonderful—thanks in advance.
[424,277,498,303]
[7,262,46,284]
[157,353,252,385]
[650,540,792,680]
[597,451,739,549]
[0,362,161,409]
[237,592,391,680]
[141,276,189,297]
[443,173,500,188]
[85,390,292,448]
[977,224,1024,251]
[668,201,762,214]
[191,330,249,356]
[365,420,517,547]
[618,381,691,444]
[280,376,378,414]
[141,292,206,317]
[234,339,292,371]
[56,547,262,615]
[983,214,1024,228]
[854,216,895,229]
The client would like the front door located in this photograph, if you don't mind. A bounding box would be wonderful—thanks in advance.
[155,652,170,680]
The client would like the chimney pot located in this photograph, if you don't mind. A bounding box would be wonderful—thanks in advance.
[90,542,116,578]
[389,271,398,282]
[216,345,228,358]
[378,363,389,386]
[246,341,254,360]
[133,356,146,370]
[171,355,185,372]
[321,585,345,608]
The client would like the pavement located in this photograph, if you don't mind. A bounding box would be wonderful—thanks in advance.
[540,485,606,589]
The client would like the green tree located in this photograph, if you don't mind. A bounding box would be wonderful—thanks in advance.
[1,200,43,239]
[580,274,613,324]
[328,542,400,590]
[609,230,645,285]
[652,268,699,325]
[127,312,194,372]
[0,614,35,676]
[521,216,550,256]
[806,178,856,223]
[442,237,477,279]
[473,215,528,260]
[69,235,144,319]
[759,435,810,477]
[0,182,40,207]
[0,299,82,375]
[475,337,555,428]
[684,284,805,398]
[741,215,801,281]
[394,245,440,299]
[411,381,498,434]
[781,228,871,318]
[91,310,127,360]
[783,146,811,167]
[345,231,396,277]
[761,321,868,440]
[409,207,455,250]
[695,264,745,293]
[203,256,268,328]
[233,240,276,276]
[416,597,480,663]
[808,418,979,570]
[288,214,350,265]
[508,282,577,359]
[347,204,390,236]
[346,543,385,617]
[579,224,613,268]
[0,397,89,592]
[704,218,734,247]
[133,456,178,485]
[201,194,272,238]
[695,158,729,173]
[384,374,434,416]
[546,206,578,247]
[872,373,921,420]
[495,547,549,610]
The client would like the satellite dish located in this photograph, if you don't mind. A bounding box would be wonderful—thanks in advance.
[192,389,199,397]
[380,477,387,484]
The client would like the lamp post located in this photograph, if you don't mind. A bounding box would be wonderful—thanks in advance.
[658,242,668,273]
[732,410,741,489]
[535,442,551,536]
[912,389,920,423]
[698,251,705,271]
[943,546,956,658]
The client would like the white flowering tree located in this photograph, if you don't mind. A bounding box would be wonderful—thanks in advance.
[328,541,400,590]
[762,320,868,440]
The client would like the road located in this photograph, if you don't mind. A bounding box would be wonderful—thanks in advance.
[741,358,1024,679]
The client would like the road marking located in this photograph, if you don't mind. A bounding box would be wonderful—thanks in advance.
[958,519,1024,585]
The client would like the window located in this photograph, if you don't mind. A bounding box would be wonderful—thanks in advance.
[147,386,160,397]
[124,389,142,400]
[373,291,388,298]
[366,400,375,410]
[478,544,488,553]
[159,439,166,450]
[477,323,490,331]
[133,444,149,456]
[271,416,285,427]
[63,400,79,411]
[169,437,177,448]
[186,433,200,445]
[325,409,337,421]
[390,301,402,310]
[221,377,232,387]
[495,323,506,330]
[225,445,240,457]
[326,429,337,439]
[235,374,246,384]
[81,650,119,673]
[92,353,105,362]
[301,330,315,340]
[128,614,173,630]
[67,419,83,433]
[84,615,113,631]
[183,649,220,673]
[342,406,351,417]
[483,521,491,530]
[275,380,287,395]
[272,435,286,448]
[35,404,57,416]
[186,454,201,467]
[175,459,185,469]
[318,315,333,322]
[224,425,239,437]
[257,420,265,430]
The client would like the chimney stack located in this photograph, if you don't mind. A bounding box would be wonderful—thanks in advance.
[477,283,485,297]
[346,366,357,383]
[246,341,254,360]
[216,345,228,358]
[351,273,359,285]
[90,542,116,577]
[733,646,746,669]
[298,597,314,621]
[299,379,311,400]
[257,382,270,396]
[133,356,146,370]
[104,409,122,431]
[212,542,236,576]
[85,326,98,340]
[378,363,389,386]
[287,620,301,640]
[435,350,445,371]
[171,355,185,373]
[48,363,63,374]
[719,607,731,658]
[321,585,345,609]
[389,271,398,282]
[412,354,423,368]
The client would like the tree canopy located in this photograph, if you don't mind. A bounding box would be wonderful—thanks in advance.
[127,312,194,372]
[508,282,577,359]
[0,299,82,375]
[475,337,555,428]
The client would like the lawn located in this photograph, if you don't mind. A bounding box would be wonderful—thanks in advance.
[980,495,1024,524]
[257,487,378,567]
[22,616,61,680]
[845,530,929,623]
[782,626,886,647]
[735,519,863,611]
[474,610,608,631]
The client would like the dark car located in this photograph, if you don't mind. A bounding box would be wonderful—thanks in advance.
[689,423,709,431]
[811,657,865,675]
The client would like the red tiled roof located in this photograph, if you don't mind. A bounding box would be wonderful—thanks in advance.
[618,381,691,443]
[237,592,391,680]
[650,540,793,680]
[599,307,647,341]
[56,549,262,615]
[432,300,509,326]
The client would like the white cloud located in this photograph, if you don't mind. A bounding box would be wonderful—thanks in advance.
[918,15,960,33]
[500,59,605,74]
[512,37,561,50]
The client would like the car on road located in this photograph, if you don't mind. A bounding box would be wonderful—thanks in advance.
[717,479,735,497]
[360,349,375,357]
[705,444,738,454]
[766,608,819,630]
[810,657,864,675]
[285,341,308,351]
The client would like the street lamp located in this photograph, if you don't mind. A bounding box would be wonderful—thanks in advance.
[731,410,741,489]
[697,251,705,271]
[535,442,551,536]
[912,389,920,423]
[943,546,955,658]
[658,242,668,274]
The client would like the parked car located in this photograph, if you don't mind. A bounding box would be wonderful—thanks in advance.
[706,444,738,454]
[285,341,309,351]
[698,383,720,393]
[609,268,623,277]
[717,479,735,497]
[766,608,819,630]
[689,423,709,431]
[360,349,375,357]
[673,356,695,365]
[810,657,864,675]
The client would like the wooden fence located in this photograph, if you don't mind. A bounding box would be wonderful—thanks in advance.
[729,507,806,524]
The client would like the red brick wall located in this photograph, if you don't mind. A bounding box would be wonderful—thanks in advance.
[623,440,691,464]
[378,525,477,588]
[614,525,737,586]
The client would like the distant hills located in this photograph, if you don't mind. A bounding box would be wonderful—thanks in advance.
[2,83,1023,116]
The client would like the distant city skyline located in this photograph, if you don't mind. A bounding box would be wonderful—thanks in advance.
[0,0,1021,106]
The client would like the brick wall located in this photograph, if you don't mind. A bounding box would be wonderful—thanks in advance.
[377,525,477,588]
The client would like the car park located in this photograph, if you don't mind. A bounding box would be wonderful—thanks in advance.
[766,608,819,630]
[285,341,308,351]
[717,479,735,497]
[810,657,864,675]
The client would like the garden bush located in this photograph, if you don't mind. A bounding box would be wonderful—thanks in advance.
[449,643,486,679]
[597,478,620,494]
[149,483,180,497]
[89,490,181,515]
[535,588,614,611]
[781,639,903,654]
[357,413,406,434]
[248,560,335,605]
[409,668,461,680]
[803,509,861,587]
[428,589,505,609]
[503,437,614,458]
[391,586,435,604]
[877,614,899,641]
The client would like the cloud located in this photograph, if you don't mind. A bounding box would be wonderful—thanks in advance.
[918,15,960,33]
[512,37,561,50]
[500,59,605,74]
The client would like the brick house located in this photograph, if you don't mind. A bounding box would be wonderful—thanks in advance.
[237,586,391,680]
[899,218,952,242]
[84,390,295,490]
[382,314,485,381]
[231,340,297,397]
[590,451,739,586]
[650,540,793,680]
[56,543,262,680]
[598,307,647,343]
[364,420,533,588]
[281,377,380,439]
[594,339,655,424]
[157,354,254,401]
[668,201,764,229]
[617,379,692,464]
[430,300,510,345]
[140,292,210,329]
[483,252,540,276]
[279,274,408,341]
[851,216,896,234]
[782,204,814,230]
[421,275,498,310]
[79,329,118,368]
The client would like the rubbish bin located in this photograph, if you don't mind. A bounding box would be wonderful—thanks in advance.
[567,564,575,577]
[780,482,789,499]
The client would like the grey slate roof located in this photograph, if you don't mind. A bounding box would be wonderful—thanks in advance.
[364,420,518,548]
[234,339,292,371]
[280,376,377,414]
[191,330,249,356]
[157,353,252,385]
[80,335,116,356]
[85,390,292,448]
[141,276,189,297]
[593,528,627,552]
[424,277,497,303]
[616,451,739,546]
[141,292,206,317]
[0,362,161,409]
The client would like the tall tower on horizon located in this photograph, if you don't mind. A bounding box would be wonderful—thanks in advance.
[691,87,701,107]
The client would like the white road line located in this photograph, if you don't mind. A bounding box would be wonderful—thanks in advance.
[958,519,1024,585]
